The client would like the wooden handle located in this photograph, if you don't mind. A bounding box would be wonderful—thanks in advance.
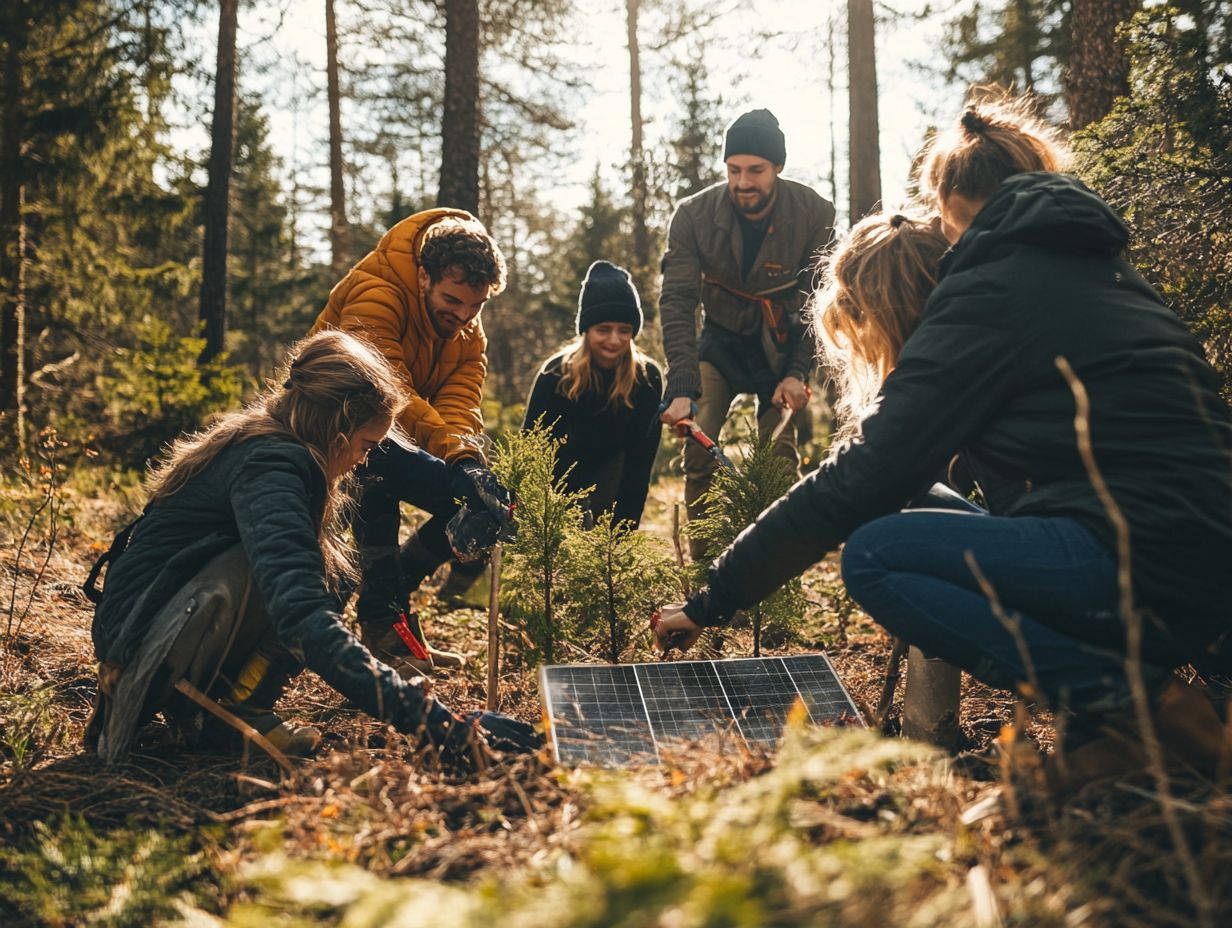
[486,544,503,711]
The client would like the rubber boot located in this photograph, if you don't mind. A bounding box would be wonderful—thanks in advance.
[436,556,488,608]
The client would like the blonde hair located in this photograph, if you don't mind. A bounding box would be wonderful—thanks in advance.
[146,330,409,584]
[557,335,650,411]
[920,93,1067,208]
[814,210,951,444]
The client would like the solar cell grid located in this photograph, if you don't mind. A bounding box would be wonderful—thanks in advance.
[636,661,736,746]
[714,658,800,744]
[541,655,862,767]
[782,654,862,724]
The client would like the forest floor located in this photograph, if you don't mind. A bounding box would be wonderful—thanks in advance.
[1,475,1230,926]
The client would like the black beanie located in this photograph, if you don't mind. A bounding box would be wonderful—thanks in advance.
[576,260,643,335]
[723,108,786,166]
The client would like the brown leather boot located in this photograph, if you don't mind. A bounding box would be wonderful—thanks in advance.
[1047,679,1229,792]
[1153,678,1230,777]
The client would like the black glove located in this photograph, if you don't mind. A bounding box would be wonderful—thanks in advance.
[451,458,513,519]
[423,699,485,774]
[447,459,516,562]
[465,710,543,754]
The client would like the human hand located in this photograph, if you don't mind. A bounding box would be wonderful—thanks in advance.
[772,376,810,413]
[651,604,704,653]
[659,396,696,425]
[453,459,513,522]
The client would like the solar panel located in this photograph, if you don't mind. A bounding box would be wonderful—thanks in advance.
[540,654,863,767]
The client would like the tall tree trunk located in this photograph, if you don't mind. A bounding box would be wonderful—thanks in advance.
[1067,0,1139,130]
[625,0,651,309]
[198,0,239,365]
[826,8,839,208]
[1,32,27,448]
[1015,0,1036,91]
[847,0,881,222]
[325,0,350,275]
[437,0,480,216]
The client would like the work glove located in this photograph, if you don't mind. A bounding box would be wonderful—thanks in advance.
[423,699,488,775]
[451,458,513,521]
[447,459,517,562]
[465,710,543,755]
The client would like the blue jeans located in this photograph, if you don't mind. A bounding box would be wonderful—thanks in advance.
[841,486,1176,715]
[352,442,465,626]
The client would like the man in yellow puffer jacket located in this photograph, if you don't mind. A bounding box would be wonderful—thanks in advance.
[310,209,511,676]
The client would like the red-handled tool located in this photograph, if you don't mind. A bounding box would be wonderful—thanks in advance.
[650,610,693,654]
[673,418,736,474]
[392,612,431,663]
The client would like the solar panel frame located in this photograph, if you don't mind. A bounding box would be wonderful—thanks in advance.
[540,654,864,767]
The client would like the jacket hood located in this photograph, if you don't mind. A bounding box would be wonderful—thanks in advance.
[941,173,1128,277]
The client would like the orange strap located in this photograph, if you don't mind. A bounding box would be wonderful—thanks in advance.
[702,274,791,345]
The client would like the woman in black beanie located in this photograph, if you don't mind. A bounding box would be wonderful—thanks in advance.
[523,260,664,527]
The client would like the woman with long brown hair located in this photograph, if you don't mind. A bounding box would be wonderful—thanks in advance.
[654,96,1232,786]
[523,260,663,527]
[86,329,536,768]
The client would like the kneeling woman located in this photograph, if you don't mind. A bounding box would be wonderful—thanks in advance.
[86,330,536,766]
[654,99,1232,778]
[523,260,663,527]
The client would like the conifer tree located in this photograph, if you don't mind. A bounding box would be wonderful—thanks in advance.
[1074,7,1232,400]
[686,432,807,657]
[563,511,681,664]
[491,421,589,666]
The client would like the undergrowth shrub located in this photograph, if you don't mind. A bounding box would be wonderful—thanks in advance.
[491,421,588,666]
[562,511,681,663]
[0,814,207,927]
[0,684,69,770]
[1074,7,1232,401]
[686,430,807,656]
[93,317,245,468]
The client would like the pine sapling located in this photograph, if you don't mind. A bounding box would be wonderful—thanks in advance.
[491,422,589,667]
[686,430,806,656]
[563,511,682,663]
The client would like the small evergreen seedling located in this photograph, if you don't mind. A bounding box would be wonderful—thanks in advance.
[563,511,682,664]
[687,431,806,656]
[491,421,589,666]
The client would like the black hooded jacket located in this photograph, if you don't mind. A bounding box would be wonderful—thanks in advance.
[91,437,439,735]
[688,173,1232,654]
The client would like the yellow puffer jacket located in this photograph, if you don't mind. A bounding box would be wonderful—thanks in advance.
[310,208,487,463]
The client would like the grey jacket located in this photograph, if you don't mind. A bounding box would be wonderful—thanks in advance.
[659,178,835,399]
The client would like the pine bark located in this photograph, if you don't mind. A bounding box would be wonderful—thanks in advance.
[437,0,480,216]
[626,0,651,307]
[1,30,27,445]
[199,0,239,365]
[1067,0,1140,130]
[325,0,349,275]
[847,0,881,222]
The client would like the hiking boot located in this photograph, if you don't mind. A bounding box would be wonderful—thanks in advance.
[206,641,320,758]
[436,557,488,608]
[1047,678,1229,793]
[359,613,435,677]
[1154,677,1230,776]
[204,706,321,757]
[428,644,466,669]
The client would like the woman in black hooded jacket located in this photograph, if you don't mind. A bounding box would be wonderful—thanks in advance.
[653,98,1232,784]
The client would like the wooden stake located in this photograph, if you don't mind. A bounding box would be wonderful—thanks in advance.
[173,678,295,776]
[873,636,909,729]
[672,501,691,595]
[486,544,502,711]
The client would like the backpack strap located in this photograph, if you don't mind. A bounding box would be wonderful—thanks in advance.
[82,510,146,606]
